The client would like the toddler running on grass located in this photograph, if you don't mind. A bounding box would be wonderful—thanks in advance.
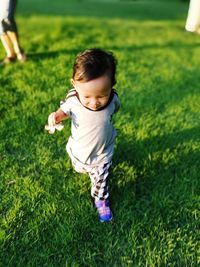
[45,48,120,222]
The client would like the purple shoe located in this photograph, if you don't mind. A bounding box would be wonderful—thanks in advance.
[95,199,113,222]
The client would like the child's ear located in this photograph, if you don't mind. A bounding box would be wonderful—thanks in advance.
[71,78,75,87]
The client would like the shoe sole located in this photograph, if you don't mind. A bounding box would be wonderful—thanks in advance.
[100,215,113,223]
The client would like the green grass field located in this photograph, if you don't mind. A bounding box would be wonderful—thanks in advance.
[0,0,199,266]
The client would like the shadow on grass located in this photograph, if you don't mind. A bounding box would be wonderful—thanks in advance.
[25,36,200,65]
[29,38,200,60]
[113,124,200,216]
[111,39,200,51]
[18,0,188,21]
[27,48,81,61]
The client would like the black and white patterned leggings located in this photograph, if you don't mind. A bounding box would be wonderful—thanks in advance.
[72,160,112,200]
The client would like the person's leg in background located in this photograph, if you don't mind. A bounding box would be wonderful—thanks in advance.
[0,32,16,61]
[0,0,26,64]
[6,30,26,61]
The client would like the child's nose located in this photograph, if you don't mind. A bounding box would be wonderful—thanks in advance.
[90,99,98,105]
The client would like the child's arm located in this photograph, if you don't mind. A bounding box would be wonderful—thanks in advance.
[45,108,69,134]
[54,108,69,123]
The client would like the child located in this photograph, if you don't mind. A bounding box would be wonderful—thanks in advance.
[45,48,120,222]
[0,0,26,64]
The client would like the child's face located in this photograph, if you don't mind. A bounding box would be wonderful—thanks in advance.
[71,75,112,111]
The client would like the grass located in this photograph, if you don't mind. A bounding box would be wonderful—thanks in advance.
[0,0,199,266]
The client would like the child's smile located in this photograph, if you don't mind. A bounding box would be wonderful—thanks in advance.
[71,75,112,111]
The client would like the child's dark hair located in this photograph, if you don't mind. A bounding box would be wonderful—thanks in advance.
[72,48,117,86]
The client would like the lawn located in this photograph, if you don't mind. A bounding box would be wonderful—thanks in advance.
[0,0,199,266]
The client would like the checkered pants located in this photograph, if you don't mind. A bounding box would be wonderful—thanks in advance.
[72,160,112,200]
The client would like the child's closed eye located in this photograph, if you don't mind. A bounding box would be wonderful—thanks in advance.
[97,95,108,99]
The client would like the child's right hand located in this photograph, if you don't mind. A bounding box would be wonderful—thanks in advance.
[45,112,64,134]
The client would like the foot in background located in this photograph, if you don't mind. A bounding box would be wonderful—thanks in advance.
[0,56,16,65]
[17,51,27,62]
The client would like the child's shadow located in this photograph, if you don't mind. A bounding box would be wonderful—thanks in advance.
[111,125,200,221]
